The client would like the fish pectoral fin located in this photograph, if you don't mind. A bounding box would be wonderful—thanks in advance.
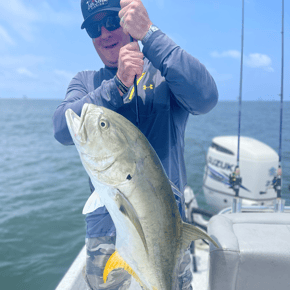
[115,191,149,254]
[103,251,141,283]
[182,222,219,249]
[82,190,104,214]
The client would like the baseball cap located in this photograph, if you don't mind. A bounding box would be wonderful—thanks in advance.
[81,0,121,29]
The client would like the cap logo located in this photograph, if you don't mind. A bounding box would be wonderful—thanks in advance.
[86,0,108,11]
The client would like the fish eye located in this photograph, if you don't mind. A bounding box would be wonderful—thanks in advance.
[99,119,109,129]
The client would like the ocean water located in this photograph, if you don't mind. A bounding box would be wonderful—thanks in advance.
[0,99,289,290]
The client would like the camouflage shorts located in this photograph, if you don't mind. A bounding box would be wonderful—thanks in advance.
[84,236,193,290]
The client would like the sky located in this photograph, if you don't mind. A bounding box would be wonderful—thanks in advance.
[0,0,289,101]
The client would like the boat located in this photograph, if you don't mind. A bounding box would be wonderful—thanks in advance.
[55,0,289,289]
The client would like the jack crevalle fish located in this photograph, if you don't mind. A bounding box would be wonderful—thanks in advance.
[65,103,219,290]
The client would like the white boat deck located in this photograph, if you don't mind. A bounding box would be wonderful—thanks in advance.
[55,246,87,290]
[191,240,210,290]
[55,240,210,290]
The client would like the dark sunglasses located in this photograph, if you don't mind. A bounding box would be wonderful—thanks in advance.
[85,14,121,39]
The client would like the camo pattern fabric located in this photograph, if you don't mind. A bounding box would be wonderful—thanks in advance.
[177,248,193,290]
[84,236,193,290]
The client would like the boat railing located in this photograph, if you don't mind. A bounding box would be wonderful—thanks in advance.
[219,204,290,215]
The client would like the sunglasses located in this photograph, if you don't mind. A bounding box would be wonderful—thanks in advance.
[85,14,121,39]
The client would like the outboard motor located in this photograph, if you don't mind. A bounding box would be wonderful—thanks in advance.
[203,136,278,213]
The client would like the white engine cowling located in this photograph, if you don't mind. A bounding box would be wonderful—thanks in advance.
[203,136,278,213]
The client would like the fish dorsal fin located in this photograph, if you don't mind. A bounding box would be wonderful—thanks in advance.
[115,191,148,255]
[82,190,104,214]
[103,251,141,284]
[182,221,219,249]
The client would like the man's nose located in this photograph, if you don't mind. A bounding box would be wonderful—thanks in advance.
[100,26,111,39]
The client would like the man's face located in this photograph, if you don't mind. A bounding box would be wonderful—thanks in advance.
[92,11,130,68]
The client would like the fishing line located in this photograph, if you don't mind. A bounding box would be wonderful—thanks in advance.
[130,35,140,127]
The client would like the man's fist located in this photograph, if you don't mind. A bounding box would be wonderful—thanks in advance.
[116,41,144,90]
[119,0,153,40]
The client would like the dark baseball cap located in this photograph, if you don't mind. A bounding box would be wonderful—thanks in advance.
[81,0,121,29]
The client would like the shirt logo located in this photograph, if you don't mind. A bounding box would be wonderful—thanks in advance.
[86,0,108,11]
[143,84,153,90]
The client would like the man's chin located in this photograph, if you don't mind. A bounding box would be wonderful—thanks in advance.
[106,60,118,67]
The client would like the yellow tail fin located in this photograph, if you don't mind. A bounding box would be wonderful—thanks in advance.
[103,251,158,290]
[103,251,141,283]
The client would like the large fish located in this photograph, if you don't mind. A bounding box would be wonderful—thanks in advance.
[65,103,219,290]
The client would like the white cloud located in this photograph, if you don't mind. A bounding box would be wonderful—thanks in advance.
[0,0,78,42]
[39,2,80,26]
[16,67,37,78]
[245,53,274,72]
[0,54,45,68]
[54,70,75,82]
[211,50,274,72]
[0,66,74,98]
[211,50,240,59]
[0,54,76,98]
[0,25,15,47]
[0,1,80,99]
[0,0,38,41]
[0,0,38,22]
[0,55,44,92]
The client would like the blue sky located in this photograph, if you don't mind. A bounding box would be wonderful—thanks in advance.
[0,0,289,101]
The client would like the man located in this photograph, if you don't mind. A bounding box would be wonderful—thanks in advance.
[53,0,218,289]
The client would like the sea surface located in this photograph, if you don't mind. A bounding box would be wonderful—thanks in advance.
[1,99,289,290]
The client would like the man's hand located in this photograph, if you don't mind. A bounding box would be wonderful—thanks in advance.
[119,0,153,40]
[116,41,144,91]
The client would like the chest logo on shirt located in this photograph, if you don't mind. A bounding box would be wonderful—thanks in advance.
[143,84,153,90]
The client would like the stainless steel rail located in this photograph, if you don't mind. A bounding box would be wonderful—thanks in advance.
[219,205,290,215]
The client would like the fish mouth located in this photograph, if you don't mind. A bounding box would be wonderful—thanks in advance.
[65,103,103,144]
[82,152,116,172]
[65,108,82,143]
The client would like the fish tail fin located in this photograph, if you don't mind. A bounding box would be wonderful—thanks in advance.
[181,221,219,249]
[103,251,141,284]
[103,251,158,290]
